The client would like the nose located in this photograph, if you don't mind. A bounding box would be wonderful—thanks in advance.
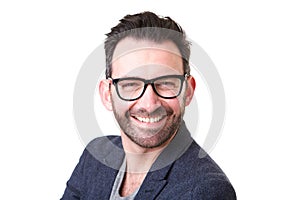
[136,84,161,112]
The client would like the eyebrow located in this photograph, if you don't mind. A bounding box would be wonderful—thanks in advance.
[111,73,182,79]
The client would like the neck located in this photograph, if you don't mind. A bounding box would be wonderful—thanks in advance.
[124,148,163,173]
[120,132,174,173]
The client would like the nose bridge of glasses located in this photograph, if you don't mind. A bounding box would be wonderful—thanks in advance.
[142,78,155,91]
[141,80,159,98]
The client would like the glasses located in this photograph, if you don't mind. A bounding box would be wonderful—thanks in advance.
[109,74,188,101]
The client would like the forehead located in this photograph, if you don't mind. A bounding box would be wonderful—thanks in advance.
[111,37,184,78]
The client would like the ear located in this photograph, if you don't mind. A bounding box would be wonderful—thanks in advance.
[99,79,113,111]
[185,75,196,106]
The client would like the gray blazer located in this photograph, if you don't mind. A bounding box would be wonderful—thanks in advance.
[61,122,236,199]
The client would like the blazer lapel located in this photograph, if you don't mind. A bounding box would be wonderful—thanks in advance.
[135,165,171,199]
[136,179,168,199]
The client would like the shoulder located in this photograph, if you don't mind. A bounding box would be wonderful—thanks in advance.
[76,135,123,168]
[191,175,236,199]
[169,141,236,199]
[61,136,123,199]
[172,141,223,175]
[86,135,122,151]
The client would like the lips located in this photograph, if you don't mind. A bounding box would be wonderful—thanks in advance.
[135,115,164,123]
[129,107,170,125]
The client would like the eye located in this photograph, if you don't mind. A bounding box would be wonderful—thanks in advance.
[156,81,176,88]
[118,80,143,91]
[121,82,139,87]
[155,78,179,90]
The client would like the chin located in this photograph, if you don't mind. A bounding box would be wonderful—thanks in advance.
[129,131,174,149]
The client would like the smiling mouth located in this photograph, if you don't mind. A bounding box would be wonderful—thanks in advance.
[130,114,166,124]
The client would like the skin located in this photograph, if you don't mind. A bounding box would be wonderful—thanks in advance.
[99,37,196,196]
[100,37,195,152]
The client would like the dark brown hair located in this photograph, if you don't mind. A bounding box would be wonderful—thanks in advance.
[104,11,191,78]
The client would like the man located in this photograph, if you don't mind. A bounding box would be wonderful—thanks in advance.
[62,11,236,199]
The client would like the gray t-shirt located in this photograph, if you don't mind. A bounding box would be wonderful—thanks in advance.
[109,159,140,200]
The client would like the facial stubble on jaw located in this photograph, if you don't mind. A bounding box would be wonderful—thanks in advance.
[111,99,186,149]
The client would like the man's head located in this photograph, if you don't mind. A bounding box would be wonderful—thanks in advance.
[104,11,191,79]
[100,12,195,150]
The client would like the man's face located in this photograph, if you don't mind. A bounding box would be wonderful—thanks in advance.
[107,38,191,148]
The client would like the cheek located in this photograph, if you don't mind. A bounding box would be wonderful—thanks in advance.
[111,92,135,112]
[162,98,183,114]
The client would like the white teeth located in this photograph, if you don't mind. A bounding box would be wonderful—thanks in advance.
[136,116,163,123]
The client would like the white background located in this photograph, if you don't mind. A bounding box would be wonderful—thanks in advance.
[1,0,299,199]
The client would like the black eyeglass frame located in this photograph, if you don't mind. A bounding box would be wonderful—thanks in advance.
[109,74,189,101]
